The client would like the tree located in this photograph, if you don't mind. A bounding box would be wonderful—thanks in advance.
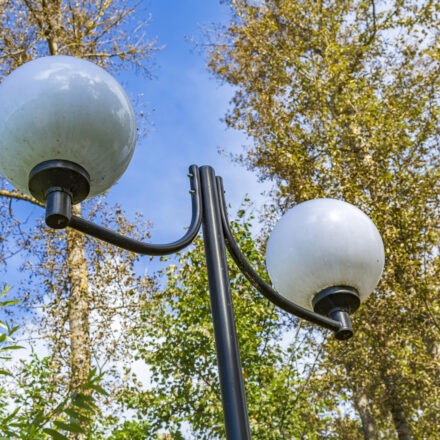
[208,1,439,438]
[120,212,334,439]
[1,289,110,439]
[0,0,156,436]
[0,198,156,438]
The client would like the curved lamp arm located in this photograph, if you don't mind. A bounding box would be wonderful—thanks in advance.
[216,176,342,333]
[68,165,203,256]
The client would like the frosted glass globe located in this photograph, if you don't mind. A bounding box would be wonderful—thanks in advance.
[266,199,385,310]
[0,56,136,197]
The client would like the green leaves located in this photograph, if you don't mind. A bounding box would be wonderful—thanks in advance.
[39,370,109,439]
[43,428,70,440]
[53,420,86,434]
[0,299,20,307]
[0,289,23,361]
[0,345,108,440]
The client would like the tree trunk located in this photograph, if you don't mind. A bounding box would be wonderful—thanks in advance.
[66,204,91,438]
[353,391,378,440]
[389,403,413,440]
[383,376,413,440]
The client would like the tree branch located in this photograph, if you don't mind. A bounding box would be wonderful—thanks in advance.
[0,189,43,207]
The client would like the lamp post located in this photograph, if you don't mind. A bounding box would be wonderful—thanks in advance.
[0,56,385,440]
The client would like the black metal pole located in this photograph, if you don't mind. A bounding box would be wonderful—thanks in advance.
[199,166,252,440]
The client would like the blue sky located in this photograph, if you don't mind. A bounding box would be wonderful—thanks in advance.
[1,0,273,380]
[1,1,271,299]
[105,0,270,242]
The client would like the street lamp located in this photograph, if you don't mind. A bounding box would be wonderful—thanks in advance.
[0,56,385,440]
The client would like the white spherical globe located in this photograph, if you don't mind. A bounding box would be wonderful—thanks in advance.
[266,199,385,310]
[0,56,136,197]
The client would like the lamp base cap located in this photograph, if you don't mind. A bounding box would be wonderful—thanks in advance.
[312,286,361,341]
[28,160,90,204]
[312,286,360,316]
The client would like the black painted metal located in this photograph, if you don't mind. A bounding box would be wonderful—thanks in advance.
[312,286,360,340]
[29,160,91,229]
[312,286,360,315]
[29,160,90,204]
[215,176,343,333]
[45,188,72,229]
[68,165,203,256]
[199,166,251,440]
[329,310,353,340]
